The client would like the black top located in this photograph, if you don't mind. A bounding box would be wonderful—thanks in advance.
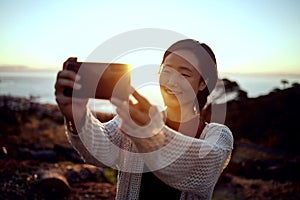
[139,169,181,200]
[138,117,206,200]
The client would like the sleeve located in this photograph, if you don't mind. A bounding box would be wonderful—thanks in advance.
[65,108,127,168]
[129,123,233,197]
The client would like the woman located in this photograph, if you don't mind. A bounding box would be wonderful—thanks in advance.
[55,39,233,199]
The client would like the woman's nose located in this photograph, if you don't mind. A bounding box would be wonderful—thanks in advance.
[166,73,180,87]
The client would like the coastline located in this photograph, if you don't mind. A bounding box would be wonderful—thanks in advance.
[0,83,300,199]
[1,70,300,106]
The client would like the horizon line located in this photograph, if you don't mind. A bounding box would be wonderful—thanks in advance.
[1,64,300,76]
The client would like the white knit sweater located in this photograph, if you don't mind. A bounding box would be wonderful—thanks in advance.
[66,109,233,200]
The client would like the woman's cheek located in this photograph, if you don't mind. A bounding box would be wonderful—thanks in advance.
[180,80,199,100]
[159,73,167,84]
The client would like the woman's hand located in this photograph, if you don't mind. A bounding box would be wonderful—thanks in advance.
[54,69,88,128]
[111,90,164,138]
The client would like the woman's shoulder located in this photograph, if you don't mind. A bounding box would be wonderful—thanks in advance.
[201,122,234,149]
[102,114,121,130]
[205,122,231,132]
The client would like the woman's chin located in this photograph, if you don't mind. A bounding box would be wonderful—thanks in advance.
[163,95,180,108]
[161,89,186,108]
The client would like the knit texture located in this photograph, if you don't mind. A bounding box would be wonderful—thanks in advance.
[66,109,233,200]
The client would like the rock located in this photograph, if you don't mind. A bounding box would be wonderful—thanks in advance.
[64,164,105,184]
[224,84,300,153]
[17,148,57,162]
[37,171,71,197]
[54,144,84,163]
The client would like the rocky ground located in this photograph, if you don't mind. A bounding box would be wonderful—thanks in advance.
[0,90,299,199]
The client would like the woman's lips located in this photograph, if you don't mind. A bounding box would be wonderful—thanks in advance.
[163,87,182,95]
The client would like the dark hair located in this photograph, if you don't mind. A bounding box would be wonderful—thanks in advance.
[161,39,218,111]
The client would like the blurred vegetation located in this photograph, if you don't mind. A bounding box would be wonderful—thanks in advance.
[103,168,118,184]
[1,80,300,199]
[224,84,300,153]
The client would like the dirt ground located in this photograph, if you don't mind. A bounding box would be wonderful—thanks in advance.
[0,96,299,199]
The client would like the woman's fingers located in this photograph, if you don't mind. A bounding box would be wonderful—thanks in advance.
[111,90,154,126]
[55,70,82,94]
[112,97,164,138]
[112,99,134,125]
[129,104,150,125]
[131,90,151,111]
[112,98,150,126]
[55,92,87,105]
[55,78,81,91]
[55,94,72,105]
[57,70,80,81]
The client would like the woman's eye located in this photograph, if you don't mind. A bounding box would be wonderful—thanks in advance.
[162,68,171,74]
[182,73,191,77]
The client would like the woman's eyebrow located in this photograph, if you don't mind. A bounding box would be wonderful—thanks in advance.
[162,63,194,73]
[178,66,193,73]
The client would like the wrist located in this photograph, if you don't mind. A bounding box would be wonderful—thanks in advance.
[66,119,78,134]
[66,107,88,134]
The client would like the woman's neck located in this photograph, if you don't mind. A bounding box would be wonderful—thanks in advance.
[166,105,198,123]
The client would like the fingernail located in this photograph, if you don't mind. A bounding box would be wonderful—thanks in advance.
[130,86,135,94]
[110,97,118,104]
[74,83,82,90]
[75,74,81,81]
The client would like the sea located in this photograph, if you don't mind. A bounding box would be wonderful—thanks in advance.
[0,70,299,112]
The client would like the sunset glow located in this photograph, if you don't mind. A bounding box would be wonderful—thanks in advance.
[0,0,299,74]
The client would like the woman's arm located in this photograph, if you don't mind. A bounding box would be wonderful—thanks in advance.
[66,108,127,169]
[54,66,135,170]
[111,91,233,197]
[131,123,233,197]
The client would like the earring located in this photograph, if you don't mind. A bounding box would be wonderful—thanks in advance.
[193,102,200,115]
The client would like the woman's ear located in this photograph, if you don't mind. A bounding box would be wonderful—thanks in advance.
[198,78,208,91]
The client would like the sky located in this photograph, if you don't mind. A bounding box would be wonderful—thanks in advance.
[0,0,300,74]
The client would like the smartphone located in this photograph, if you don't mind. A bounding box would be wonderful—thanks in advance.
[63,57,131,101]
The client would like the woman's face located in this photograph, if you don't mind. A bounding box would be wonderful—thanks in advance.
[159,49,206,109]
